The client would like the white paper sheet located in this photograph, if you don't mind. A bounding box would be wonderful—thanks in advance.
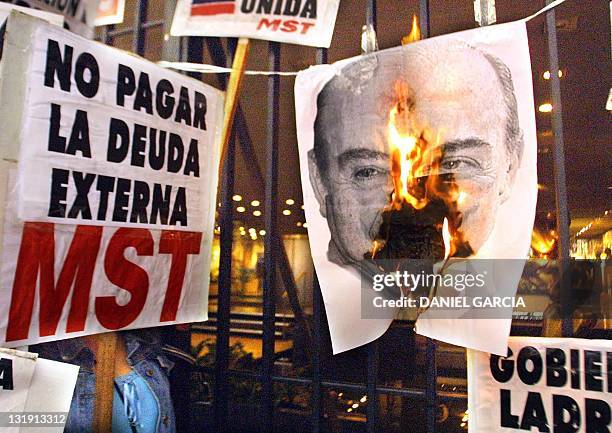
[468,337,612,433]
[22,358,79,433]
[0,348,37,433]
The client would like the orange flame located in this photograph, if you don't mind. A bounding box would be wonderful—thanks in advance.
[402,15,422,45]
[383,81,471,261]
[442,218,451,260]
[387,82,443,211]
[531,228,556,257]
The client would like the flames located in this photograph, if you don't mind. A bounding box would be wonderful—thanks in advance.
[401,15,422,45]
[442,218,451,261]
[387,82,444,211]
[367,14,472,263]
[383,81,467,262]
[531,228,556,258]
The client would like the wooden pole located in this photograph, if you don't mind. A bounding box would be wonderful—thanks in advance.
[92,332,118,433]
[218,37,250,173]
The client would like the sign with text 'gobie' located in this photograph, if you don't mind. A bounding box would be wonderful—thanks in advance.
[0,12,223,347]
[171,0,341,48]
[468,337,611,433]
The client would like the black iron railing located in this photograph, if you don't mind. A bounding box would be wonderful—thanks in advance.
[97,0,573,431]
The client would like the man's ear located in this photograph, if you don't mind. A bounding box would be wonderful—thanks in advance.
[308,149,328,218]
[499,149,520,203]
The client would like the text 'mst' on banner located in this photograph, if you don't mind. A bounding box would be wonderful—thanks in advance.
[0,12,224,347]
[7,0,99,37]
[170,0,341,48]
[295,20,537,355]
[468,337,611,433]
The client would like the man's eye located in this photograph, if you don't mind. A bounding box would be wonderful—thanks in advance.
[354,167,384,181]
[440,158,480,172]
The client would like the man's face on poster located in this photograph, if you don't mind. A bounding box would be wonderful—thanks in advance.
[308,42,522,267]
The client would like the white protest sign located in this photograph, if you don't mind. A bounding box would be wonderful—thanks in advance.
[468,337,612,433]
[21,358,79,433]
[2,11,223,233]
[171,0,341,48]
[8,0,99,37]
[0,13,223,347]
[0,348,37,433]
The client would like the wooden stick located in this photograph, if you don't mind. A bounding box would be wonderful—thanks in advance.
[218,37,250,173]
[92,332,118,433]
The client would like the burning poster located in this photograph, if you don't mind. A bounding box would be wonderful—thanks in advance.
[295,21,537,355]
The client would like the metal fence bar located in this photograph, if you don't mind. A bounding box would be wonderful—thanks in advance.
[545,0,573,338]
[203,38,312,351]
[102,24,115,45]
[311,275,323,432]
[132,0,148,56]
[107,19,163,39]
[364,1,380,431]
[311,47,328,433]
[262,40,281,433]
[417,2,438,431]
[366,0,377,29]
[419,0,430,39]
[215,132,235,433]
[206,367,467,400]
[366,341,379,433]
[186,37,204,80]
[213,38,236,433]
[425,340,438,433]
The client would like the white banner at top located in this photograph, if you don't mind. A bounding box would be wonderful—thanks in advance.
[171,0,341,48]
